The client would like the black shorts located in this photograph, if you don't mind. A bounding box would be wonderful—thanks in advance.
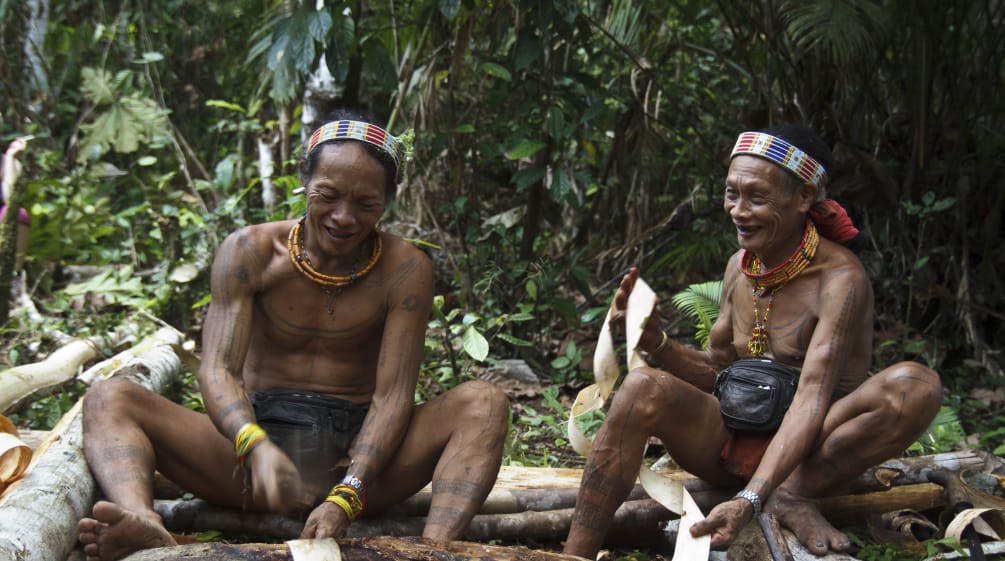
[249,388,368,502]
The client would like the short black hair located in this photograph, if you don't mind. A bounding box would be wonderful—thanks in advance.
[756,123,833,198]
[299,108,399,202]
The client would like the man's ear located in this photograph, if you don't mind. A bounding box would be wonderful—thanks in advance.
[797,182,818,213]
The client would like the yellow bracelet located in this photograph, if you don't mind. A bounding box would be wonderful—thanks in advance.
[234,422,268,465]
[652,331,669,353]
[325,484,364,521]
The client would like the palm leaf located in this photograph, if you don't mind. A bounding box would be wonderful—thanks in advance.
[778,0,887,66]
[670,280,723,350]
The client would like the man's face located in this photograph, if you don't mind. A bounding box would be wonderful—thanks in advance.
[723,155,813,265]
[304,142,387,258]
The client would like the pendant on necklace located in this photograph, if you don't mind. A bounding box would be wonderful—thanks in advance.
[325,287,344,316]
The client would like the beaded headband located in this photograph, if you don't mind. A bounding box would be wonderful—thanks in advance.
[308,120,403,170]
[731,131,828,189]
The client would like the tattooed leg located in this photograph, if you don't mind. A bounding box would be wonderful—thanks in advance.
[421,381,509,541]
[79,379,176,561]
[769,362,942,555]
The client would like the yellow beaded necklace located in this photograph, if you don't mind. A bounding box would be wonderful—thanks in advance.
[287,216,382,315]
[741,220,819,355]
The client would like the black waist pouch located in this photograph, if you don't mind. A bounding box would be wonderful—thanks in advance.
[713,358,800,432]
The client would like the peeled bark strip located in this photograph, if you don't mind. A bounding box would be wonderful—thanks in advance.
[0,331,115,413]
[120,536,585,561]
[0,341,186,561]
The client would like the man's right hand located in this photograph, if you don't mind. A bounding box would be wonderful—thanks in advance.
[247,441,308,514]
[610,267,664,352]
[300,501,351,539]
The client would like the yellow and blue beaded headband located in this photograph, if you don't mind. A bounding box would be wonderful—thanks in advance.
[308,120,404,171]
[730,131,828,189]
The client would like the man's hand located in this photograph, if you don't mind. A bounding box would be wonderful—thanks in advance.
[247,441,308,515]
[610,267,664,351]
[301,501,351,539]
[689,497,753,550]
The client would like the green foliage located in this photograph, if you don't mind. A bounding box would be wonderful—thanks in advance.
[907,405,966,456]
[7,382,87,430]
[77,67,171,161]
[505,385,572,467]
[61,267,150,308]
[670,280,723,350]
[779,0,886,66]
[847,530,961,561]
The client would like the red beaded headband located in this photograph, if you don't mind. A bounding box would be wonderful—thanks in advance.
[308,120,403,170]
[731,131,828,189]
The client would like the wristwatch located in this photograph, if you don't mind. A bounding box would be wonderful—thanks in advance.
[735,489,762,517]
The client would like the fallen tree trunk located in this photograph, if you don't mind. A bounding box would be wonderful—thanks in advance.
[155,497,673,546]
[154,482,945,548]
[120,536,585,561]
[0,333,186,561]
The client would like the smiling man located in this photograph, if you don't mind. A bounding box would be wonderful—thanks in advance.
[563,124,942,558]
[78,110,509,561]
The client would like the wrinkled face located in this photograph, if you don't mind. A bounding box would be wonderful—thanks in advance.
[304,142,387,258]
[723,155,814,267]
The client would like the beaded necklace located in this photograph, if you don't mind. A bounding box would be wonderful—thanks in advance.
[740,220,819,355]
[287,216,383,316]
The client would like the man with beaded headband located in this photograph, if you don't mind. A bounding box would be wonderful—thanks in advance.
[564,124,942,558]
[78,109,509,561]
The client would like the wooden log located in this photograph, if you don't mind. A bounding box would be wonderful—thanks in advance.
[819,483,946,527]
[757,513,794,561]
[155,497,672,547]
[0,336,186,561]
[844,450,1003,493]
[0,332,111,413]
[120,536,585,561]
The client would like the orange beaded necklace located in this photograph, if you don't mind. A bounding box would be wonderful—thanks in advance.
[740,220,819,355]
[287,215,382,315]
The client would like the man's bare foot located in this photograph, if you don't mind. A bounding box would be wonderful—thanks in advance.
[78,501,177,561]
[765,488,852,555]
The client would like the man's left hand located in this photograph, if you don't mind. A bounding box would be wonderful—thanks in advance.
[689,497,753,550]
[301,501,351,539]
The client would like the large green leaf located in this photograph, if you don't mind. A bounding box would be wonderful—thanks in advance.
[462,326,490,361]
[77,68,170,161]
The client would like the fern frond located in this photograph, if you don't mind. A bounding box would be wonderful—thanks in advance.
[670,280,723,350]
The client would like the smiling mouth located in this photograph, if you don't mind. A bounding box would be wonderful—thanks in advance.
[325,226,355,240]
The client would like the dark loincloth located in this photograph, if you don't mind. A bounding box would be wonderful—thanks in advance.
[250,388,368,502]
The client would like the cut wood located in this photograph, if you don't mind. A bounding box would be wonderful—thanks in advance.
[119,536,585,561]
[0,334,187,561]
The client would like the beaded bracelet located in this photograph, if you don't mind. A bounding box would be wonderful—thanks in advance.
[234,422,268,465]
[325,483,365,521]
[340,474,366,499]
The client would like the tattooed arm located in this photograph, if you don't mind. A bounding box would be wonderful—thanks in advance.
[301,239,434,538]
[348,243,434,481]
[198,225,304,512]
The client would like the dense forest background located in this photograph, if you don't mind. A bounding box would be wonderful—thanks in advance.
[0,1,1002,456]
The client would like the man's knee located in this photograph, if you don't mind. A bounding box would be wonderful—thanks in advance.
[608,367,674,425]
[451,380,510,426]
[84,378,151,420]
[880,361,943,428]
